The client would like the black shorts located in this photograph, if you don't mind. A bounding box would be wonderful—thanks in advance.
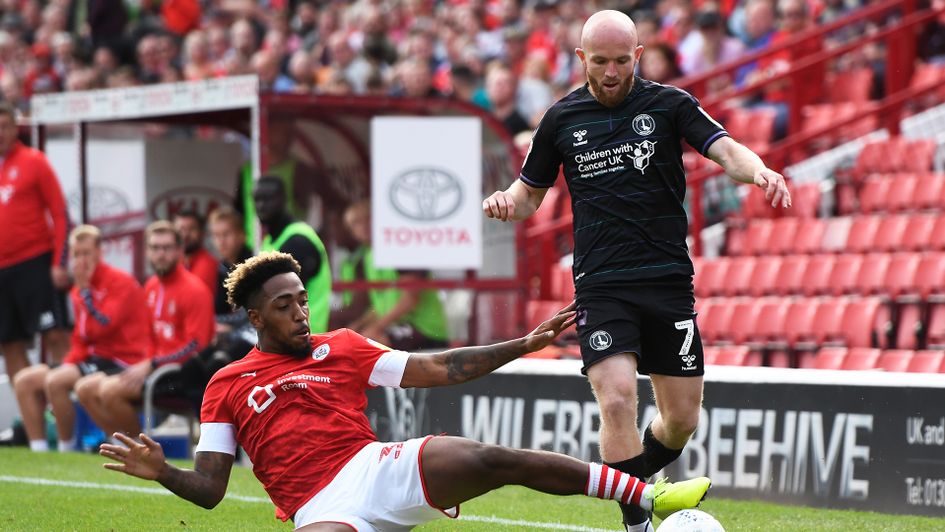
[0,252,71,344]
[575,276,704,377]
[386,323,449,352]
[75,356,126,377]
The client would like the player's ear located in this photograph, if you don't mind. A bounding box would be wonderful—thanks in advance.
[634,45,644,62]
[247,308,262,330]
[575,47,586,64]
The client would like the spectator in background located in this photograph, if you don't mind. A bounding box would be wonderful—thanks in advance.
[391,56,442,98]
[23,43,61,98]
[67,0,128,51]
[319,32,372,93]
[334,200,449,350]
[450,63,489,107]
[735,0,778,85]
[679,10,745,91]
[0,103,71,384]
[182,30,214,80]
[485,62,530,135]
[639,41,683,84]
[207,207,253,333]
[634,10,662,45]
[518,54,554,128]
[253,49,295,92]
[0,72,28,115]
[79,221,214,437]
[254,176,332,333]
[172,210,219,295]
[14,225,151,453]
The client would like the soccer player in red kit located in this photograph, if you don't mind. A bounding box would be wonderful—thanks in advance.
[101,252,710,530]
[14,225,151,452]
[82,221,214,437]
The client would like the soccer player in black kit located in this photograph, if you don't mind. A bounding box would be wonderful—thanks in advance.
[483,10,791,532]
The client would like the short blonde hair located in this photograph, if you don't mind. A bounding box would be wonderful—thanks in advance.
[146,220,182,245]
[208,206,244,232]
[69,224,102,247]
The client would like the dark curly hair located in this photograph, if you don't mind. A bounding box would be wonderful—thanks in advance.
[224,251,301,310]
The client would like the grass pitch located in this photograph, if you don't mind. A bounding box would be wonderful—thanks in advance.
[0,448,942,531]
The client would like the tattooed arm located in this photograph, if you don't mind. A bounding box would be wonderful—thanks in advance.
[100,433,234,509]
[400,302,576,388]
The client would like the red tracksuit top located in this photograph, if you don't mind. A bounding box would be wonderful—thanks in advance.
[64,262,152,366]
[184,247,219,295]
[144,262,215,367]
[0,142,69,268]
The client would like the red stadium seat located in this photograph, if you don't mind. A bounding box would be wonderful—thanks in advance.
[811,298,849,345]
[821,216,853,253]
[858,178,891,213]
[725,107,777,147]
[887,174,919,213]
[724,256,757,297]
[767,217,800,255]
[692,256,705,296]
[926,304,945,348]
[845,215,881,254]
[529,186,561,227]
[778,254,810,295]
[912,173,945,211]
[854,254,892,295]
[810,346,848,370]
[840,297,883,347]
[873,215,910,252]
[714,345,752,366]
[792,218,827,254]
[852,138,903,182]
[895,304,923,350]
[789,183,821,219]
[906,350,945,373]
[826,254,863,296]
[749,297,790,346]
[702,345,721,365]
[878,349,914,372]
[801,254,836,296]
[699,298,736,345]
[884,253,921,299]
[910,253,945,301]
[784,299,819,346]
[698,257,731,298]
[729,299,763,344]
[901,214,937,252]
[909,62,945,106]
[899,139,936,173]
[827,68,874,103]
[744,220,775,255]
[930,216,945,251]
[842,347,882,370]
[748,256,783,297]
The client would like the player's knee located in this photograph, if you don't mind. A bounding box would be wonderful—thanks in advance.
[44,368,75,398]
[596,387,638,422]
[12,365,44,393]
[662,409,700,438]
[74,378,99,404]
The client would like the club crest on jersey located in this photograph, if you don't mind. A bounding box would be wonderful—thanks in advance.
[632,114,656,136]
[572,129,588,146]
[632,140,657,173]
[589,330,613,351]
[312,343,330,361]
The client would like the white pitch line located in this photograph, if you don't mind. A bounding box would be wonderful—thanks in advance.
[0,475,615,531]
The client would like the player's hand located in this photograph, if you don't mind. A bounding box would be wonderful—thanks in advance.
[753,168,792,208]
[100,433,167,481]
[523,301,577,352]
[50,265,70,289]
[482,190,517,221]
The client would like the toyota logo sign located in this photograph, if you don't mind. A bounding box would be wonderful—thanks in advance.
[388,167,463,221]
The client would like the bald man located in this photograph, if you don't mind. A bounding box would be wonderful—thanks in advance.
[483,10,791,531]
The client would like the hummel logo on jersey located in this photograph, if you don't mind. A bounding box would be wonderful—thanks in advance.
[572,129,588,146]
[631,140,657,173]
[240,371,257,378]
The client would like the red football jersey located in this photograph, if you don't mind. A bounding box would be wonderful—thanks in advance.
[199,329,406,521]
[144,262,215,366]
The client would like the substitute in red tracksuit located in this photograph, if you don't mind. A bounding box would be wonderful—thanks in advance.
[81,221,215,437]
[13,225,152,452]
[0,104,71,381]
[174,210,219,294]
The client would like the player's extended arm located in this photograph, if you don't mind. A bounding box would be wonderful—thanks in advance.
[400,302,576,387]
[706,136,792,209]
[101,433,234,509]
[482,179,550,222]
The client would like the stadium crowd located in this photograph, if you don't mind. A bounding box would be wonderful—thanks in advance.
[0,0,890,138]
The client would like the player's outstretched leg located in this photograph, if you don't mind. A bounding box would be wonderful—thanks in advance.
[419,436,709,513]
